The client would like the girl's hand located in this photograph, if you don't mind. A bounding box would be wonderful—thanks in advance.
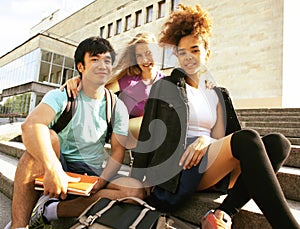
[179,136,214,170]
[205,80,216,89]
[60,76,82,99]
[90,177,107,194]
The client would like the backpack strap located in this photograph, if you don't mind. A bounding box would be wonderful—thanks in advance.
[104,88,115,143]
[51,88,115,142]
[51,88,77,133]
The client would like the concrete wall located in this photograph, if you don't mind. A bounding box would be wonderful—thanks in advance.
[1,0,292,108]
[46,0,285,108]
[195,0,284,108]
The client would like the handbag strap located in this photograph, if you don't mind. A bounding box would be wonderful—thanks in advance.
[81,197,157,228]
[117,196,156,210]
[129,208,151,229]
[83,199,118,226]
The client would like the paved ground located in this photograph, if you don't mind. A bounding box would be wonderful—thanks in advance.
[0,120,22,229]
[0,192,12,229]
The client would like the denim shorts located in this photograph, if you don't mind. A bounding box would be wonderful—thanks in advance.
[146,137,230,211]
[60,153,102,176]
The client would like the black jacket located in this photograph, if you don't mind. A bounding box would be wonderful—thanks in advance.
[131,68,240,193]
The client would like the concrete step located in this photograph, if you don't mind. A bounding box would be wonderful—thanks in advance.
[1,141,300,200]
[289,138,300,146]
[236,108,300,115]
[286,145,300,168]
[1,145,300,229]
[248,127,300,143]
[1,191,299,229]
[242,127,300,138]
[173,192,300,228]
[242,121,300,128]
[1,141,299,168]
[238,116,300,122]
[0,151,17,199]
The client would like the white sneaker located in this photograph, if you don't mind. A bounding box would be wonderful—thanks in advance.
[29,195,58,229]
[3,221,27,229]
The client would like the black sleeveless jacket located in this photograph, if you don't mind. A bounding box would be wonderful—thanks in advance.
[131,68,241,193]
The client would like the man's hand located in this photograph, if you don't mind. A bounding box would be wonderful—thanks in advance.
[42,164,80,199]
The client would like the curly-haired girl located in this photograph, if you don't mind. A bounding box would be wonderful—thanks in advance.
[131,4,300,229]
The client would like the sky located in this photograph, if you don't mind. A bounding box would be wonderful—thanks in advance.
[0,0,94,56]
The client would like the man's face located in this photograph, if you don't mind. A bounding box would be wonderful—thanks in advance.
[78,52,112,86]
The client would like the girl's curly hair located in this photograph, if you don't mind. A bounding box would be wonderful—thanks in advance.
[159,4,212,49]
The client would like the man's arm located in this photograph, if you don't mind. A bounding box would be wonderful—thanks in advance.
[21,103,69,199]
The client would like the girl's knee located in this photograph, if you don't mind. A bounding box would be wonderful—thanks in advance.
[262,133,291,169]
[230,129,262,159]
[233,129,260,140]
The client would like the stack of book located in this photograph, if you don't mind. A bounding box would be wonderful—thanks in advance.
[34,172,98,196]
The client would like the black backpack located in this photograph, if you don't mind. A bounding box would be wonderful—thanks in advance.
[51,88,115,143]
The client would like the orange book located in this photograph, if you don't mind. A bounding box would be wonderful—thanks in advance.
[34,172,98,196]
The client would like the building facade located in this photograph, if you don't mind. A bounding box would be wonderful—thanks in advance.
[0,0,298,117]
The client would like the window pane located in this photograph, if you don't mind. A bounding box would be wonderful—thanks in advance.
[125,15,131,31]
[135,10,142,27]
[146,5,153,23]
[52,53,64,65]
[41,50,52,62]
[116,19,122,35]
[162,47,177,69]
[39,62,51,82]
[108,23,113,37]
[100,26,105,38]
[158,1,166,18]
[51,64,62,84]
[171,0,180,11]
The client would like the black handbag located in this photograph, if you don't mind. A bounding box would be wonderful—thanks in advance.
[70,196,198,229]
[71,197,165,229]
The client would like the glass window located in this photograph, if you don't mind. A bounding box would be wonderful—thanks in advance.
[158,1,166,18]
[52,53,64,65]
[39,62,51,82]
[125,15,131,31]
[171,0,180,11]
[51,64,62,85]
[116,19,122,35]
[146,5,153,23]
[100,26,105,38]
[162,47,177,69]
[135,10,142,27]
[107,23,113,38]
[41,50,52,62]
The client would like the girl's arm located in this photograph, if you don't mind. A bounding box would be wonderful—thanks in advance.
[211,101,226,139]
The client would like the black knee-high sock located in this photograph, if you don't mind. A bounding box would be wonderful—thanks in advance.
[219,132,291,215]
[218,129,299,229]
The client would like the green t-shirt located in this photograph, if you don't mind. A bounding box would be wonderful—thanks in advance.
[41,89,128,169]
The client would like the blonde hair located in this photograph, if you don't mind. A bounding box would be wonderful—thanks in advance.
[108,33,157,84]
[159,4,212,50]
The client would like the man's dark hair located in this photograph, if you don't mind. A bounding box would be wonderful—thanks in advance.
[74,36,116,75]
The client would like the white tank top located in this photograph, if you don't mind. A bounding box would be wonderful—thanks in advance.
[186,77,219,138]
